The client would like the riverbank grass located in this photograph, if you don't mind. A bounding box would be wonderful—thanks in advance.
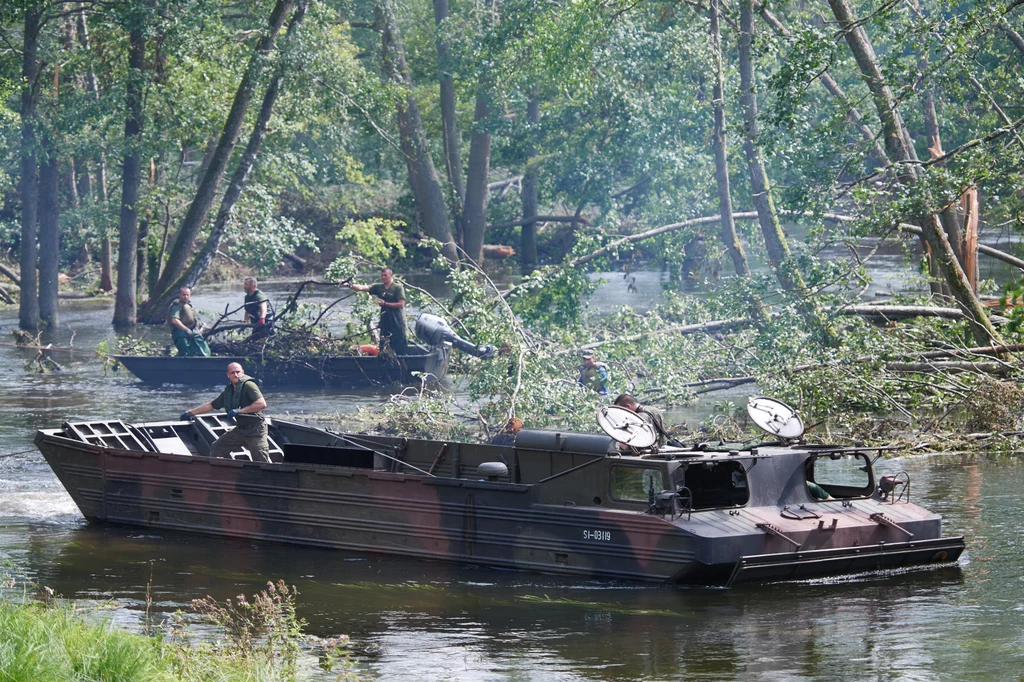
[0,602,175,681]
[0,580,358,681]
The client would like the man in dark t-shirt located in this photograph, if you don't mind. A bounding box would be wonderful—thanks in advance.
[343,267,409,354]
[242,276,272,340]
[180,362,270,462]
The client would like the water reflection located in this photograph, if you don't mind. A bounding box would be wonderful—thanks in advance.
[0,520,974,681]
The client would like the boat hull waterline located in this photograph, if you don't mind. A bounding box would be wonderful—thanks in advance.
[35,418,964,585]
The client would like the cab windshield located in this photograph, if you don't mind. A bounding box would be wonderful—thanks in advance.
[806,451,874,499]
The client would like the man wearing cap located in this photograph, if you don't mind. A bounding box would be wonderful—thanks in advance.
[614,393,668,447]
[578,351,609,395]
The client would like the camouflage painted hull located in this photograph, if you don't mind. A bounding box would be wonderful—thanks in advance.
[113,345,448,388]
[35,418,964,585]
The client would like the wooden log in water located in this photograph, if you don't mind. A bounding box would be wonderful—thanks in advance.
[483,244,516,259]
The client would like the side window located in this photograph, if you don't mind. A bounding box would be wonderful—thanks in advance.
[676,461,749,509]
[808,453,873,498]
[610,466,664,502]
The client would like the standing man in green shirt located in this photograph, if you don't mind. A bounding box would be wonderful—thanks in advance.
[242,276,272,340]
[343,267,409,354]
[180,362,270,462]
[167,286,211,356]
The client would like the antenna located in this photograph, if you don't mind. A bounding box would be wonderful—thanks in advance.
[746,396,805,440]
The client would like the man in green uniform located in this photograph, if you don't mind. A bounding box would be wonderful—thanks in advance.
[180,362,270,462]
[343,267,409,354]
[242,276,272,340]
[578,351,609,395]
[167,286,211,356]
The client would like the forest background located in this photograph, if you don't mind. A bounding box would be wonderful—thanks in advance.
[3,0,1024,445]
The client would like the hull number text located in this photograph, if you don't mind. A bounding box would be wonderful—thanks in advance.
[583,529,611,541]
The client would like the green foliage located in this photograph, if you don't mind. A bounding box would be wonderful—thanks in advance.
[95,336,165,374]
[334,217,407,264]
[226,184,319,274]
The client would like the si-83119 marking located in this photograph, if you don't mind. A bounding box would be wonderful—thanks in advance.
[583,529,611,541]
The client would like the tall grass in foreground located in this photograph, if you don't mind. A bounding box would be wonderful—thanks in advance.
[0,603,174,682]
[0,580,358,681]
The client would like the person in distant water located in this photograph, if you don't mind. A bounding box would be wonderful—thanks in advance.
[242,276,272,340]
[614,393,668,447]
[578,351,609,395]
[180,362,270,462]
[167,286,211,357]
[490,417,524,446]
[342,267,409,355]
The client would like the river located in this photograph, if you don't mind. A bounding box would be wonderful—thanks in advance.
[1,276,1022,681]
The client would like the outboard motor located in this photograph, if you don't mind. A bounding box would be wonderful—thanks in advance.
[415,314,496,359]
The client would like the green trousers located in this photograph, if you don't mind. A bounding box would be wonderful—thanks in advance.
[172,330,211,357]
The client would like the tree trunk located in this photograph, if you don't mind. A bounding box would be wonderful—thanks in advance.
[377,0,457,261]
[710,0,750,278]
[152,0,310,314]
[75,5,112,292]
[112,24,145,328]
[19,5,41,332]
[521,93,540,274]
[739,0,835,343]
[738,4,790,273]
[922,85,967,290]
[143,0,295,318]
[462,95,492,264]
[433,0,464,242]
[38,134,60,329]
[137,217,149,300]
[827,0,999,346]
[999,18,1024,58]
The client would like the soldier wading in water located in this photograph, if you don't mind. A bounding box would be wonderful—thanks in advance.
[180,362,270,462]
[167,286,211,357]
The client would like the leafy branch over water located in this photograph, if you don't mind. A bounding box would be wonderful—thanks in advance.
[336,246,1024,450]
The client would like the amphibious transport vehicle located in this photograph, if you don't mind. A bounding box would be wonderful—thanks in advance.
[114,314,494,388]
[35,397,964,585]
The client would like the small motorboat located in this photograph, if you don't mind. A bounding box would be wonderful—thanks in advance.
[34,397,963,585]
[114,314,494,388]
